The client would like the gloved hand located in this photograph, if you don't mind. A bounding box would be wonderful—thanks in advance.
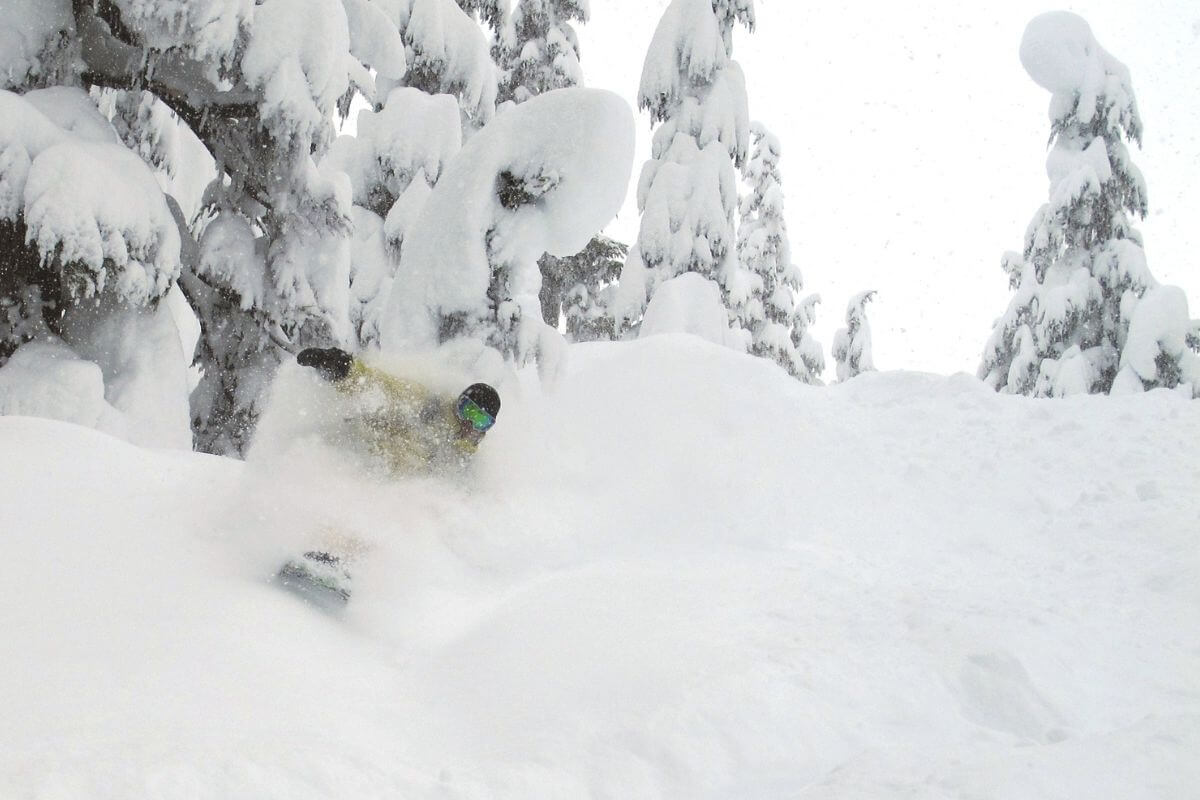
[297,347,353,382]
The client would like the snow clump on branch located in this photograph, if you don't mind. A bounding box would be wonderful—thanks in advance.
[380,87,634,370]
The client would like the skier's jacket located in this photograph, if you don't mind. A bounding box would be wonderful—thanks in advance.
[332,359,478,476]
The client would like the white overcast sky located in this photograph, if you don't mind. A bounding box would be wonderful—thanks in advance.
[577,0,1200,377]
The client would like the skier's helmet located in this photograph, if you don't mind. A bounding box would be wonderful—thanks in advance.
[456,383,500,432]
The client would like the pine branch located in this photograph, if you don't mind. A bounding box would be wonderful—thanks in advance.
[72,0,259,138]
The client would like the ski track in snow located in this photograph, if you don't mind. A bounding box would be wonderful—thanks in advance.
[2,335,1197,798]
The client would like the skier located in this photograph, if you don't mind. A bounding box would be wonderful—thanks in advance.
[294,346,501,476]
[277,346,502,608]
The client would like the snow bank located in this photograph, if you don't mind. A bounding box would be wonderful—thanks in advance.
[59,292,193,449]
[0,341,126,437]
[2,336,1197,797]
[0,320,190,451]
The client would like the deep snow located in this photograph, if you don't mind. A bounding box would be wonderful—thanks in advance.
[2,334,1197,798]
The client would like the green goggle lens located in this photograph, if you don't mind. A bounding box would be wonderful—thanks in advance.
[457,398,494,431]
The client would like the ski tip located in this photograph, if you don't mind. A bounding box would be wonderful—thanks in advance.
[276,560,352,613]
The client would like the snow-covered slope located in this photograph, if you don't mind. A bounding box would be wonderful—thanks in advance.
[3,335,1197,798]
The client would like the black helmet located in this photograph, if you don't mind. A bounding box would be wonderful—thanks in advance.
[460,383,500,418]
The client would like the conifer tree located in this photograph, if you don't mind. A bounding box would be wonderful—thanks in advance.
[540,234,627,341]
[378,87,634,376]
[331,0,499,351]
[980,12,1197,397]
[832,291,876,382]
[491,0,622,341]
[614,0,755,339]
[736,122,822,382]
[0,0,385,454]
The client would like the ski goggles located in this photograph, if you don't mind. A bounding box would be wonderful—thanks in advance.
[456,396,495,432]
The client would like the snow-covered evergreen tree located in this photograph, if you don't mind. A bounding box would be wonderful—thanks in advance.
[540,234,627,341]
[495,0,587,106]
[320,0,502,352]
[490,0,624,340]
[0,0,417,454]
[832,291,876,382]
[614,0,755,340]
[332,0,500,355]
[455,0,507,35]
[980,12,1198,398]
[736,122,822,382]
[324,88,461,349]
[379,88,634,374]
[1110,285,1200,396]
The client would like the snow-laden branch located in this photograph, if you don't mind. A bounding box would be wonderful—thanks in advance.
[72,0,259,138]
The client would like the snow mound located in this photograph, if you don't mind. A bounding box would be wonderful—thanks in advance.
[639,272,742,349]
[2,336,1198,797]
[0,341,125,435]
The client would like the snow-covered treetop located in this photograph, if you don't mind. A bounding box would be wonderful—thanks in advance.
[638,0,753,120]
[496,0,590,106]
[1012,12,1148,284]
[379,0,499,126]
[740,123,784,226]
[833,290,876,381]
[1019,11,1141,144]
[638,0,752,168]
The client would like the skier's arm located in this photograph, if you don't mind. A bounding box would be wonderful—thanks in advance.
[341,359,434,410]
[297,347,431,407]
[297,347,441,454]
